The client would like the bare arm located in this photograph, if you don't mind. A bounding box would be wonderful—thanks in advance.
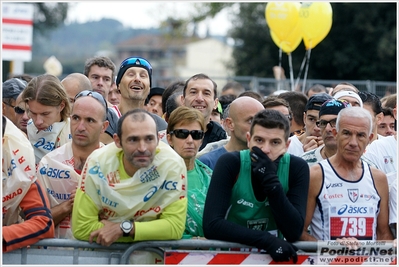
[51,189,76,226]
[300,164,322,241]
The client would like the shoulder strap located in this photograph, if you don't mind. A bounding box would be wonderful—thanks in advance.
[276,152,290,239]
[277,153,290,194]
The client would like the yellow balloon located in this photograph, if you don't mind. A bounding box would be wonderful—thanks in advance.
[265,2,301,42]
[270,25,302,54]
[299,2,333,50]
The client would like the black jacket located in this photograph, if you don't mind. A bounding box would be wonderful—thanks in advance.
[200,121,227,151]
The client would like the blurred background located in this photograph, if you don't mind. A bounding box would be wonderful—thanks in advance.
[2,2,397,97]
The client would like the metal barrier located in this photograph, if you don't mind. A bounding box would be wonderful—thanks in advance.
[2,238,317,265]
[153,76,397,98]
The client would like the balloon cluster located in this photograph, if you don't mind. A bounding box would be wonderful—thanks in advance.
[265,2,333,53]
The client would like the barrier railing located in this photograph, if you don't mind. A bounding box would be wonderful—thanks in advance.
[3,238,317,265]
[3,239,396,265]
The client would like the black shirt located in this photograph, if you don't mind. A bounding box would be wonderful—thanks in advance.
[203,151,309,248]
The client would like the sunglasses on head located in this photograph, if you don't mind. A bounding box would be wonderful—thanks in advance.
[74,90,108,109]
[169,129,204,140]
[14,106,26,114]
[120,57,152,74]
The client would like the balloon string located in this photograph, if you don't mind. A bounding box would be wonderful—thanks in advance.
[288,53,294,91]
[294,51,308,90]
[302,48,312,93]
[278,46,282,91]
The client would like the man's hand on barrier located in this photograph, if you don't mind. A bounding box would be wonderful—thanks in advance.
[89,220,123,246]
[336,237,361,250]
[264,236,298,263]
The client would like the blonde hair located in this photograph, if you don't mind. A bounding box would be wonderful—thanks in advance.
[21,74,70,120]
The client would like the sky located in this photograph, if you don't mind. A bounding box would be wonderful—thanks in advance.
[66,2,234,37]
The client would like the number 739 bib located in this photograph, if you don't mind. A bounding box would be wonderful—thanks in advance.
[329,203,377,240]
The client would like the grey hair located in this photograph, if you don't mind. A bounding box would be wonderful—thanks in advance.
[336,107,373,136]
[222,104,231,120]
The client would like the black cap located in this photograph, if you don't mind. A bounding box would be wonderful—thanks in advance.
[2,78,27,99]
[319,99,351,117]
[145,87,165,104]
[305,93,333,111]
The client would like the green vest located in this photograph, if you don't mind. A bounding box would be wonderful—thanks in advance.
[226,150,290,238]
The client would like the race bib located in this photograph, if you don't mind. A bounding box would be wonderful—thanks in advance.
[329,203,376,240]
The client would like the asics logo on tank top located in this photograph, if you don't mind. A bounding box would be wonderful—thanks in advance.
[337,204,368,215]
[326,183,342,189]
[237,198,254,208]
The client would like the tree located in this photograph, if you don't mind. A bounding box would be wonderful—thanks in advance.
[193,2,396,81]
[229,3,275,77]
[23,3,69,74]
[33,3,69,36]
[313,3,396,81]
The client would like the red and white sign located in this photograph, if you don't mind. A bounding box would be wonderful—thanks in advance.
[164,251,397,265]
[2,3,34,61]
[165,251,314,265]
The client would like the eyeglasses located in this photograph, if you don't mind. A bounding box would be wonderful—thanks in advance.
[14,106,26,114]
[74,90,108,109]
[169,129,204,140]
[3,101,15,108]
[120,57,152,75]
[316,118,337,129]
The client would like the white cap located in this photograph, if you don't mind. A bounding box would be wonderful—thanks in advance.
[333,91,363,107]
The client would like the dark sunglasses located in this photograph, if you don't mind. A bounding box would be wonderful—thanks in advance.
[3,101,15,108]
[120,57,152,75]
[169,129,204,140]
[74,90,108,109]
[14,106,26,114]
[316,118,337,129]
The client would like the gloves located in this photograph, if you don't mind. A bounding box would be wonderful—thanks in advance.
[250,146,281,194]
[264,235,298,263]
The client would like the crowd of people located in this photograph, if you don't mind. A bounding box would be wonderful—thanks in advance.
[2,55,397,264]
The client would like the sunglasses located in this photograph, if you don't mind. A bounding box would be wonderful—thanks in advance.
[316,118,337,129]
[120,57,152,75]
[74,90,108,109]
[14,106,26,114]
[169,129,204,140]
[3,101,15,108]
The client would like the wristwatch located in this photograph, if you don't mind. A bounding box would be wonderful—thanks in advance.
[120,220,134,237]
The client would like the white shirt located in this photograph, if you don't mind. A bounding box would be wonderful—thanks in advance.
[364,135,397,187]
[287,135,304,157]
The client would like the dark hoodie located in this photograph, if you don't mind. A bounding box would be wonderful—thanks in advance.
[200,121,227,151]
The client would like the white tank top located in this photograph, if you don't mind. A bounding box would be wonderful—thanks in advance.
[310,159,380,240]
